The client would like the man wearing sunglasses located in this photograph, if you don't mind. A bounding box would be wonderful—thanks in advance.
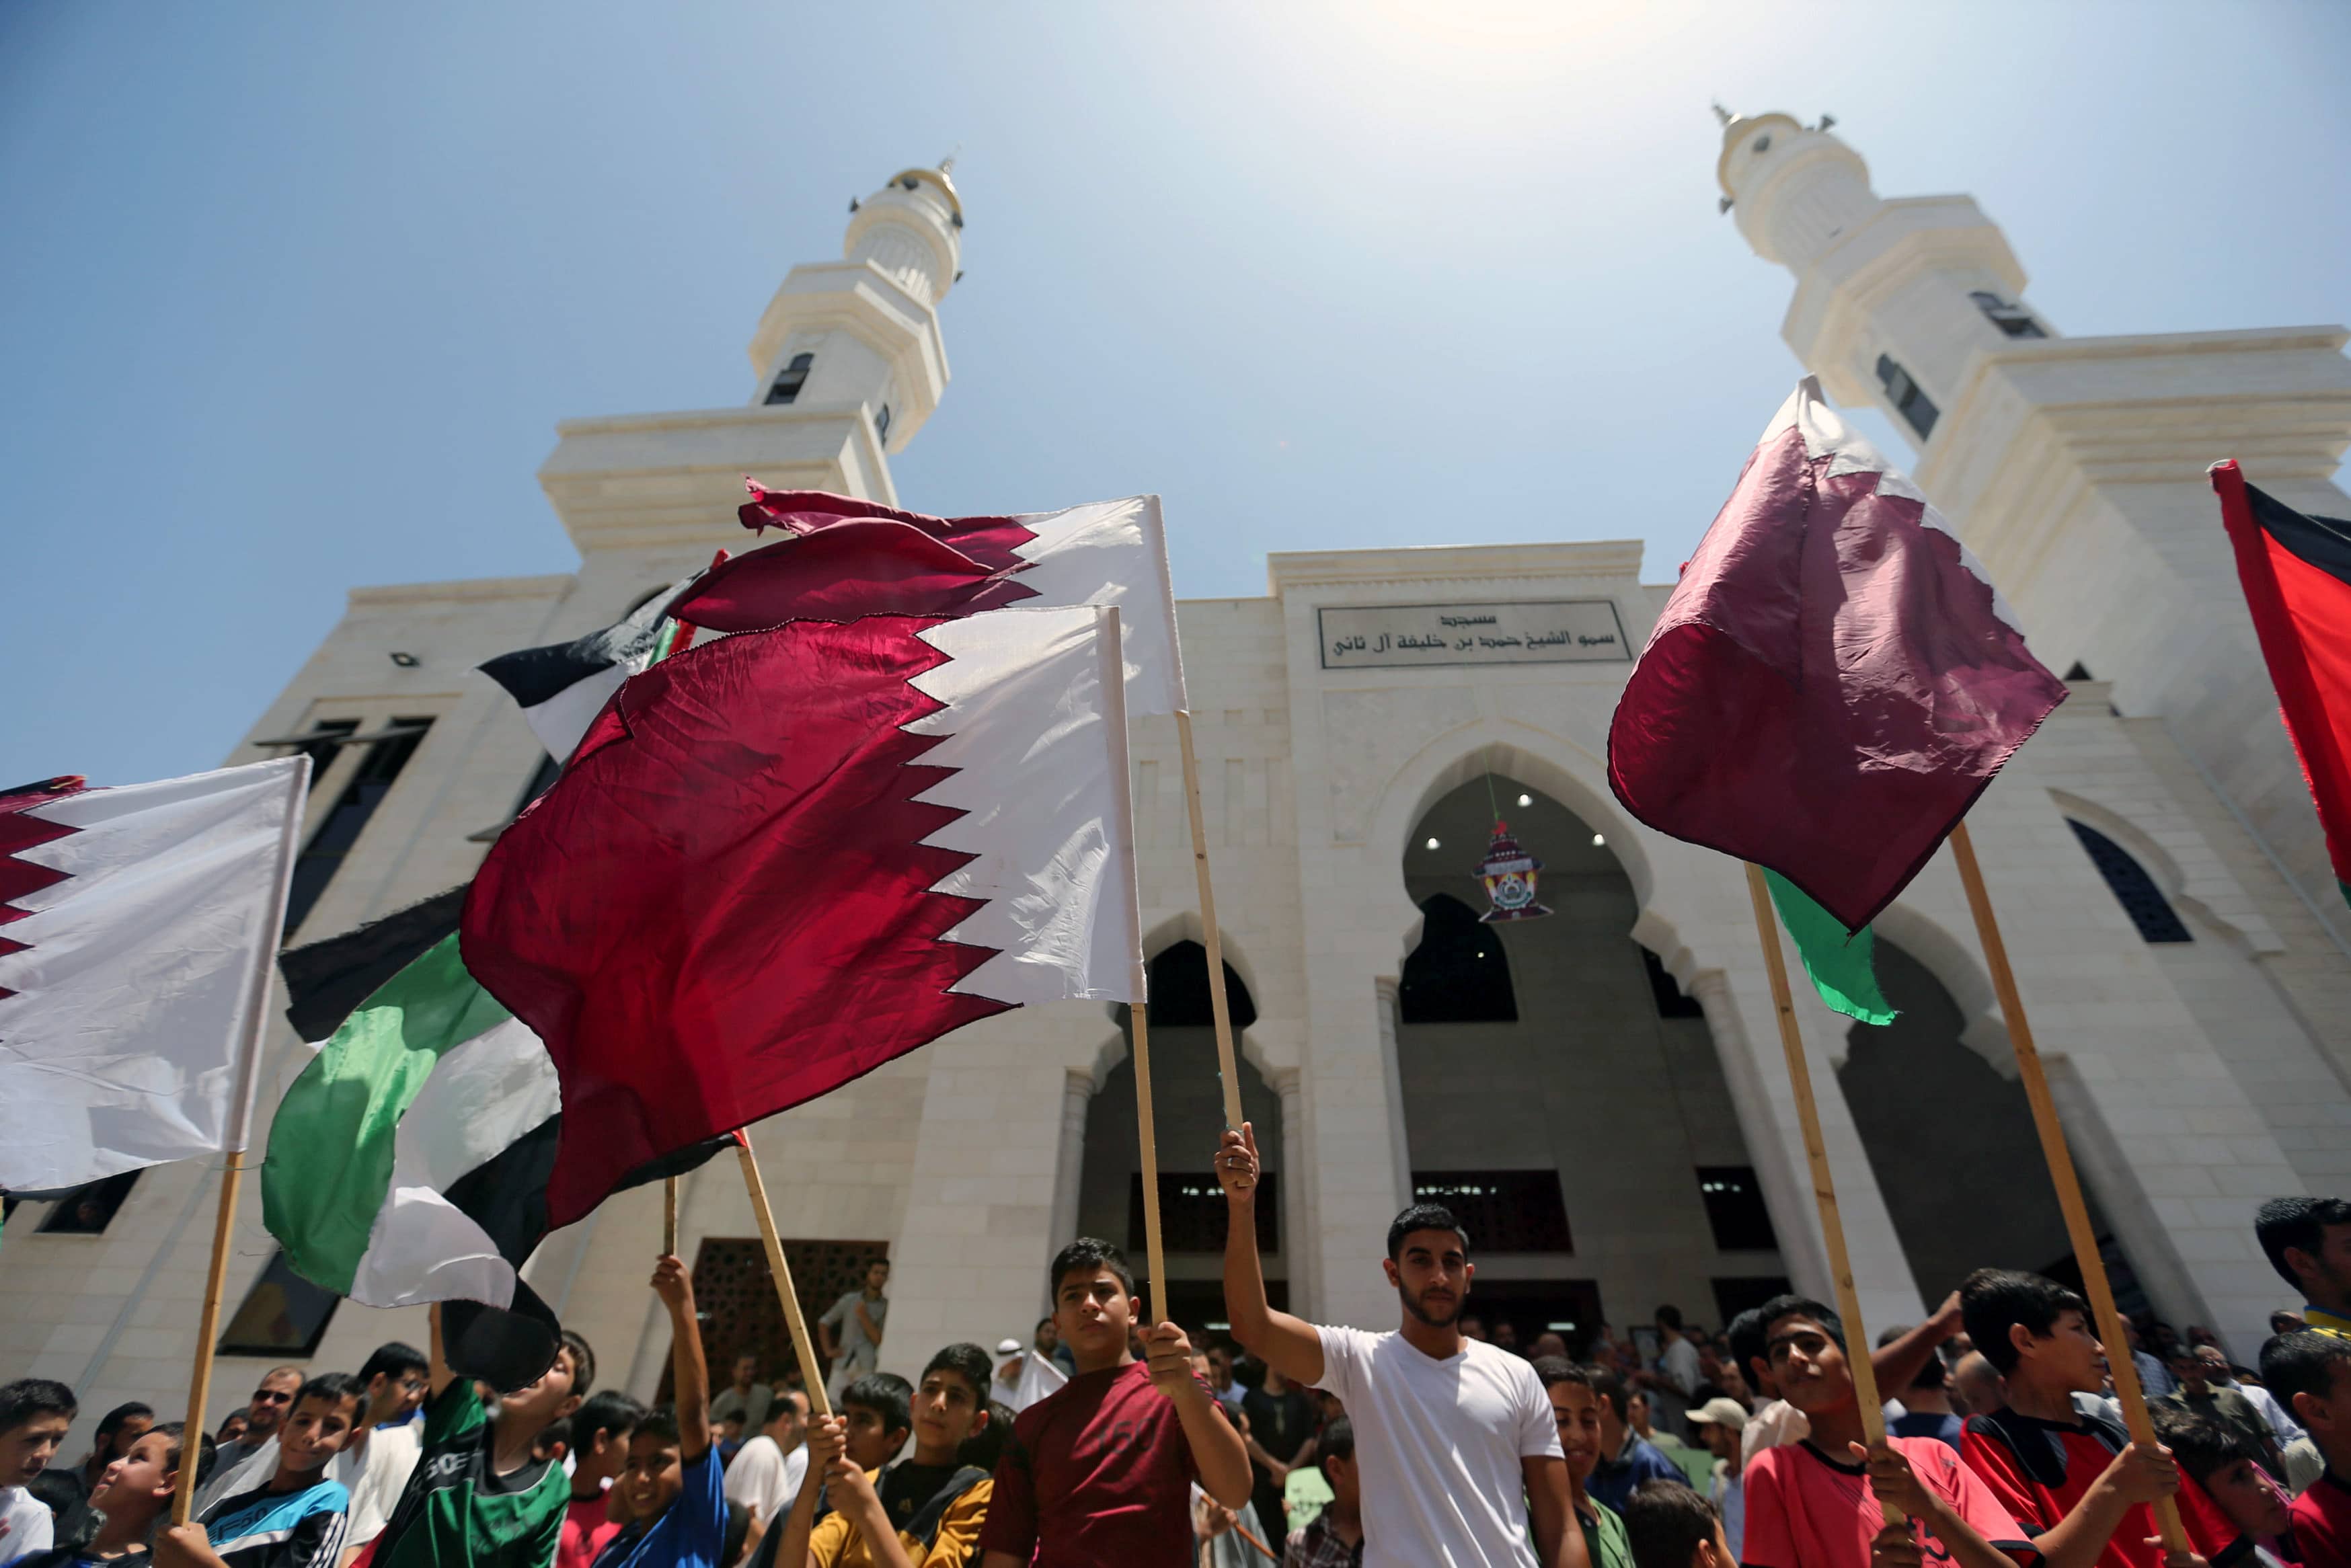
[196,1370,303,1514]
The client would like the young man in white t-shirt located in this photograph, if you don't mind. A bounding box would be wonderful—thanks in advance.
[1215,1124,1584,1568]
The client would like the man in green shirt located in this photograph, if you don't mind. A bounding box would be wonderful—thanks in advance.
[366,1305,592,1568]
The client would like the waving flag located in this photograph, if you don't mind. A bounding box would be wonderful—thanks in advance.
[1,758,306,1192]
[461,606,1143,1227]
[1609,379,2066,933]
[2211,462,2351,910]
[477,573,702,763]
[264,891,730,1388]
[732,485,1188,715]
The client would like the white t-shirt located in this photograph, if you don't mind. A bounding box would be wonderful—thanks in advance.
[343,1421,424,1547]
[1314,1325,1562,1568]
[0,1485,52,1563]
[721,1434,807,1523]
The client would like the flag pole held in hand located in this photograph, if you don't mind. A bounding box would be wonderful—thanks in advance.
[1744,863,1904,1528]
[1947,822,2187,1551]
[734,1134,832,1421]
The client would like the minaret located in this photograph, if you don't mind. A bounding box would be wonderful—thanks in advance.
[539,163,966,557]
[1718,108,2351,937]
[746,164,965,454]
[1716,110,2050,450]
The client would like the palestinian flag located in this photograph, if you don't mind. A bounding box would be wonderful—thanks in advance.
[2211,461,2351,910]
[1609,379,2067,934]
[476,572,702,764]
[264,892,728,1388]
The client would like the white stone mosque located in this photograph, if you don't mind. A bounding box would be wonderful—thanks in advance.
[6,114,2350,1436]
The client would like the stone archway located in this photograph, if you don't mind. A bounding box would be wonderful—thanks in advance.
[1390,772,1789,1351]
[1075,943,1288,1327]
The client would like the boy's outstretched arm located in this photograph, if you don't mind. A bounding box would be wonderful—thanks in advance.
[653,1255,711,1460]
[426,1301,457,1398]
[1216,1124,1325,1386]
[1141,1322,1252,1508]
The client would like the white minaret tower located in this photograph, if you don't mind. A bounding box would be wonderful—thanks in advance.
[746,164,965,455]
[1718,108,2351,935]
[539,163,966,562]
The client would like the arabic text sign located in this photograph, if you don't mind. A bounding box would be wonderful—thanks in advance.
[1317,600,1631,670]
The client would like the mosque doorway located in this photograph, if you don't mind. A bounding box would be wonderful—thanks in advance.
[1836,943,2140,1308]
[1077,942,1287,1328]
[1394,775,1786,1354]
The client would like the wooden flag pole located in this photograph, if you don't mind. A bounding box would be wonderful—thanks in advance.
[1947,822,2187,1549]
[1132,1000,1169,1329]
[176,754,308,1526]
[735,1137,833,1421]
[1743,864,1903,1526]
[173,1151,245,1526]
[663,1179,680,1257]
[1175,711,1247,1131]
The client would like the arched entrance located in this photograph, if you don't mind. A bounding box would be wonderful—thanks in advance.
[1837,941,2124,1305]
[1077,942,1287,1328]
[1393,775,1788,1352]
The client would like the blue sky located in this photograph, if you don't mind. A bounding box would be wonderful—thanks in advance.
[5,1,2346,788]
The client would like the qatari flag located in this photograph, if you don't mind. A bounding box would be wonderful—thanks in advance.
[1608,379,2066,932]
[2211,461,2351,910]
[736,484,1188,715]
[461,606,1143,1226]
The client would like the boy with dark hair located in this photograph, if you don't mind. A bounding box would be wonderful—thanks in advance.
[1741,1296,2031,1568]
[1282,1416,1360,1568]
[2262,1330,2351,1564]
[596,1258,722,1568]
[560,1391,648,1568]
[1220,1115,1573,1568]
[1,1378,77,1563]
[979,1237,1249,1567]
[2145,1408,2289,1565]
[1585,1367,1685,1516]
[15,1422,204,1568]
[1535,1359,1630,1568]
[360,1310,592,1568]
[1620,1480,1733,1568]
[1957,1269,2232,1568]
[2255,1198,2351,1340]
[77,1404,157,1496]
[776,1343,994,1567]
[163,1374,364,1568]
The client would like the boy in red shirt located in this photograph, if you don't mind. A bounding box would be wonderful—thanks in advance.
[976,1238,1249,1567]
[1740,1294,2034,1568]
[1956,1269,2234,1568]
[2260,1330,2351,1567]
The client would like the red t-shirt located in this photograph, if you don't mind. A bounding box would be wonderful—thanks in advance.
[1958,1410,2243,1568]
[1744,1436,2036,1568]
[976,1360,1217,1566]
[557,1491,621,1568]
[2290,1471,2351,1568]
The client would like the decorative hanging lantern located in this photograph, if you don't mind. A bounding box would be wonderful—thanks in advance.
[1475,819,1551,923]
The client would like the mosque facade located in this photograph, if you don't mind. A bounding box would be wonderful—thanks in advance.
[7,118,2350,1431]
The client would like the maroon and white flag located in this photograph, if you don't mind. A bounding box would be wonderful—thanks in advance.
[1607,379,2065,931]
[1,758,308,1191]
[732,485,1188,715]
[461,606,1143,1226]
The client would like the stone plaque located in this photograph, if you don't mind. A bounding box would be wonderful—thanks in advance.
[1317,600,1631,670]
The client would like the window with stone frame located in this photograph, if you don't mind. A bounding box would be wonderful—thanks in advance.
[1875,354,1940,440]
[2066,819,2192,943]
[764,352,814,405]
[1969,290,2047,339]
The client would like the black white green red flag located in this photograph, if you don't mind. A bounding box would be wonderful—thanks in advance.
[2211,461,2351,910]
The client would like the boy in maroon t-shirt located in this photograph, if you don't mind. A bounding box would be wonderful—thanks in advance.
[2262,1330,2351,1568]
[976,1238,1250,1567]
[1956,1269,2234,1568]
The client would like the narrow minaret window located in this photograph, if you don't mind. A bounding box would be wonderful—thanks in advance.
[1875,354,1940,440]
[1969,290,2046,339]
[874,403,892,442]
[764,352,814,406]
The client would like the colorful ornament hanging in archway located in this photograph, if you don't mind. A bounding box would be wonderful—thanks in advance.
[1475,820,1551,922]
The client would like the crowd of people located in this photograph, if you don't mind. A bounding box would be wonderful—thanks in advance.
[3,1178,2346,1568]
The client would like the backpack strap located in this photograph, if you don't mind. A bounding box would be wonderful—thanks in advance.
[900,1466,991,1549]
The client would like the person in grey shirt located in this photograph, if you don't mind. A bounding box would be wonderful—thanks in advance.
[818,1260,890,1401]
